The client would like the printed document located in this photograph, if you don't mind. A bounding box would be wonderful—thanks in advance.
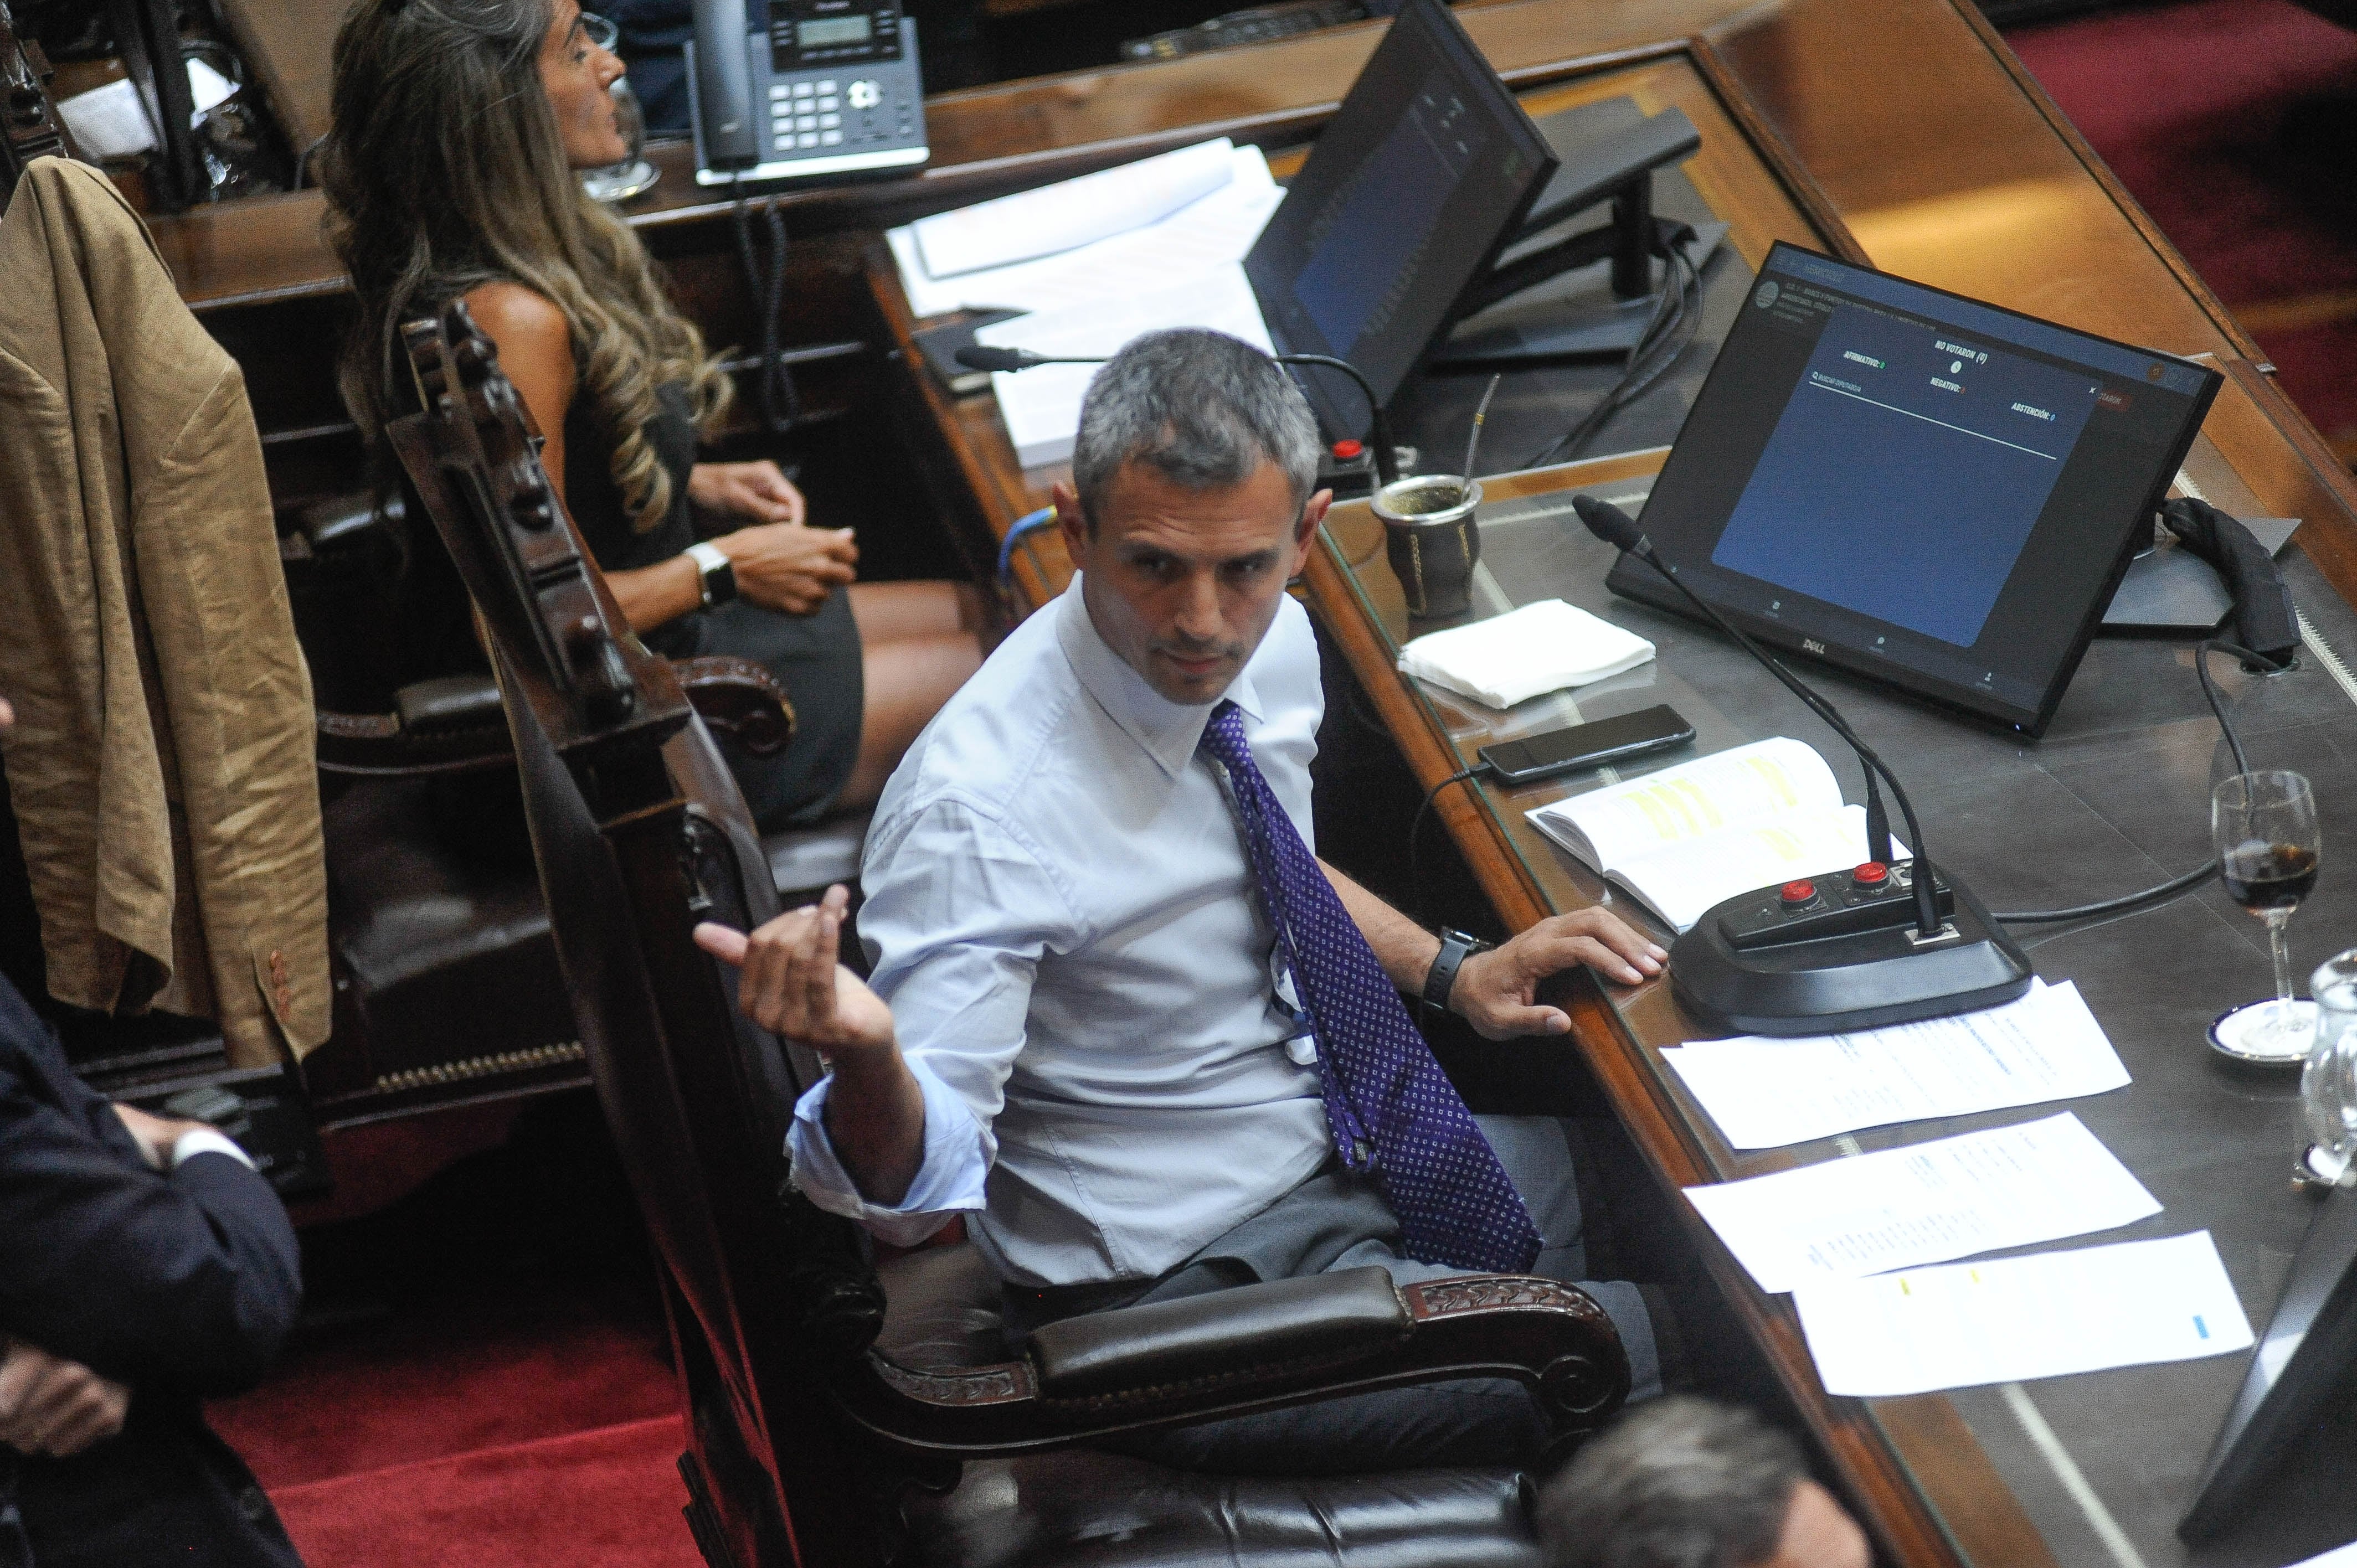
[976,264,1274,468]
[887,142,1282,318]
[1684,1112,2161,1293]
[1663,979,2129,1149]
[1794,1231,2253,1396]
[1523,737,1903,931]
[910,138,1238,278]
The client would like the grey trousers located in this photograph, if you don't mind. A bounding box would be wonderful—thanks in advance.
[1002,1115,1661,1476]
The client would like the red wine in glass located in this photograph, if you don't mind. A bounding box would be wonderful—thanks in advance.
[2224,841,2321,913]
[2211,771,2323,1060]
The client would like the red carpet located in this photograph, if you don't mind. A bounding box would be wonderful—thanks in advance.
[208,1278,702,1568]
[198,1092,707,1568]
[265,1416,702,1568]
[2009,0,2357,451]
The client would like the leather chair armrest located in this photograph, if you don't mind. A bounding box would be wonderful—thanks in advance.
[1028,1266,1409,1401]
[315,675,515,776]
[673,655,795,757]
[316,657,794,775]
[821,1267,1629,1458]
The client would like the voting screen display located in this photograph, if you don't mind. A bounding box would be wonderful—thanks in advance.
[1610,243,2221,734]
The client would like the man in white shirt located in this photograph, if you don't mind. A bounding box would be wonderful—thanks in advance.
[701,329,1674,1471]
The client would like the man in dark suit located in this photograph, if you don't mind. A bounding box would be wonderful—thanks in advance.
[0,691,308,1567]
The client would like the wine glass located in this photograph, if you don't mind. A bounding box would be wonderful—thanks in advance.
[579,71,658,205]
[2210,770,2322,1062]
[2298,948,2357,1187]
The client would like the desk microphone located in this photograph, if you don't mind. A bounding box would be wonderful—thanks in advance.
[1572,493,2032,1034]
[954,344,1403,488]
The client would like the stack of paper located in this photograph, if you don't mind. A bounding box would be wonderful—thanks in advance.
[1397,600,1656,708]
[1663,979,2131,1150]
[886,137,1289,470]
[886,140,1284,318]
[1794,1232,2253,1396]
[974,265,1274,468]
[908,139,1239,280]
[1683,1112,2160,1294]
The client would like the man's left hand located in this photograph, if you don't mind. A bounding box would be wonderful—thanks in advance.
[688,460,807,528]
[1450,909,1667,1039]
[0,1340,128,1457]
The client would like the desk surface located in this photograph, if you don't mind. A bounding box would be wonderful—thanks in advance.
[863,2,2357,1564]
[1315,450,2357,1568]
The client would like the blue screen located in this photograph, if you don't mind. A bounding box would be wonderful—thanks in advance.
[1709,300,2098,648]
[1289,85,1482,360]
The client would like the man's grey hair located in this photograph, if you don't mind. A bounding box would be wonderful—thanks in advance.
[1536,1397,1805,1568]
[1069,329,1321,529]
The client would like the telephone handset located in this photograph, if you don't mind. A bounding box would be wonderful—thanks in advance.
[686,0,928,184]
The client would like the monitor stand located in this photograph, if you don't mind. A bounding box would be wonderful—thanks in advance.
[1431,100,1711,372]
[2099,514,2298,637]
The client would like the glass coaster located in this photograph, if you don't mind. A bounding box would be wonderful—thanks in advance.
[2209,996,2319,1066]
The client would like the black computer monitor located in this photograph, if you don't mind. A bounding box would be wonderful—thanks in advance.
[1244,0,1555,438]
[1607,241,2222,736]
[2180,1184,2357,1540]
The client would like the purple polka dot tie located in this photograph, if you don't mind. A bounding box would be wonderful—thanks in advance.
[1199,700,1541,1274]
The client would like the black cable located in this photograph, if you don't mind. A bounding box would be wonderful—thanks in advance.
[1522,228,1705,470]
[730,183,801,436]
[1993,637,2284,925]
[1408,765,1485,924]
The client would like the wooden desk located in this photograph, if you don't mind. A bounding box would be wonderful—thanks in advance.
[861,3,2357,1565]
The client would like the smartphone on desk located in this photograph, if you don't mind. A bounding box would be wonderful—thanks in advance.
[1478,704,1694,785]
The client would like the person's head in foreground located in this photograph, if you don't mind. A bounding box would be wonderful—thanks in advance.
[1538,1396,1870,1568]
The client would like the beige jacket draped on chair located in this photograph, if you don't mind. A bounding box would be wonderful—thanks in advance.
[0,157,328,1066]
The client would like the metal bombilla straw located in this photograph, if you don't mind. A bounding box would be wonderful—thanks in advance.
[1458,373,1504,497]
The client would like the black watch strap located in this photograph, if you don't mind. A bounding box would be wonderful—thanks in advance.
[1422,927,1488,1013]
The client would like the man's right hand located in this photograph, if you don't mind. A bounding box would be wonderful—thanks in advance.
[715,523,858,616]
[0,1340,128,1457]
[695,885,894,1056]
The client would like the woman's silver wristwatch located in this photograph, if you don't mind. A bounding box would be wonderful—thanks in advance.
[685,540,737,608]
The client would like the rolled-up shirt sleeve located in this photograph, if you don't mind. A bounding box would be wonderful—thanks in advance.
[785,793,1083,1245]
[788,1060,987,1245]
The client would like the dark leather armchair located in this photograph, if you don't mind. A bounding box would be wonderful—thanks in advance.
[392,298,1630,1567]
[275,486,867,1122]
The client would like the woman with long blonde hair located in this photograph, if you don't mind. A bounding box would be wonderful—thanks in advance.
[323,0,985,824]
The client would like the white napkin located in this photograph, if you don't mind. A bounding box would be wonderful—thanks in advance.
[1396,599,1654,709]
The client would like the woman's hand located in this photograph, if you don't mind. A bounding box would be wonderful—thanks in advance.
[716,522,858,616]
[689,461,807,527]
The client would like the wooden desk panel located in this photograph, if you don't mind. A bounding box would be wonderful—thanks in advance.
[1710,0,2258,364]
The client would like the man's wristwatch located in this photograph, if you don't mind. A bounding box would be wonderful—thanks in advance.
[1422,927,1490,1013]
[685,540,737,608]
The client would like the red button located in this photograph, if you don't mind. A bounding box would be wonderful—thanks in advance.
[1852,861,1889,887]
[1780,880,1816,907]
[1331,439,1364,460]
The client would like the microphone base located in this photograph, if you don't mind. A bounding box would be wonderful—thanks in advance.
[1668,862,2032,1036]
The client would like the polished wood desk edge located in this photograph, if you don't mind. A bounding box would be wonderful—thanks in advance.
[1686,35,1869,268]
[1940,0,2267,369]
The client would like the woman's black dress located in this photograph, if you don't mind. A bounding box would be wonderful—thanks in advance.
[560,387,863,827]
[394,380,863,828]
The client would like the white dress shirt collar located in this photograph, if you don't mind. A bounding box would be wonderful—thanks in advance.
[1054,573,1265,780]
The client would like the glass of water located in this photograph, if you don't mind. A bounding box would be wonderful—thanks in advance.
[579,76,658,204]
[2299,948,2357,1187]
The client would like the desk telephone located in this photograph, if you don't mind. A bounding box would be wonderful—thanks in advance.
[687,0,928,185]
